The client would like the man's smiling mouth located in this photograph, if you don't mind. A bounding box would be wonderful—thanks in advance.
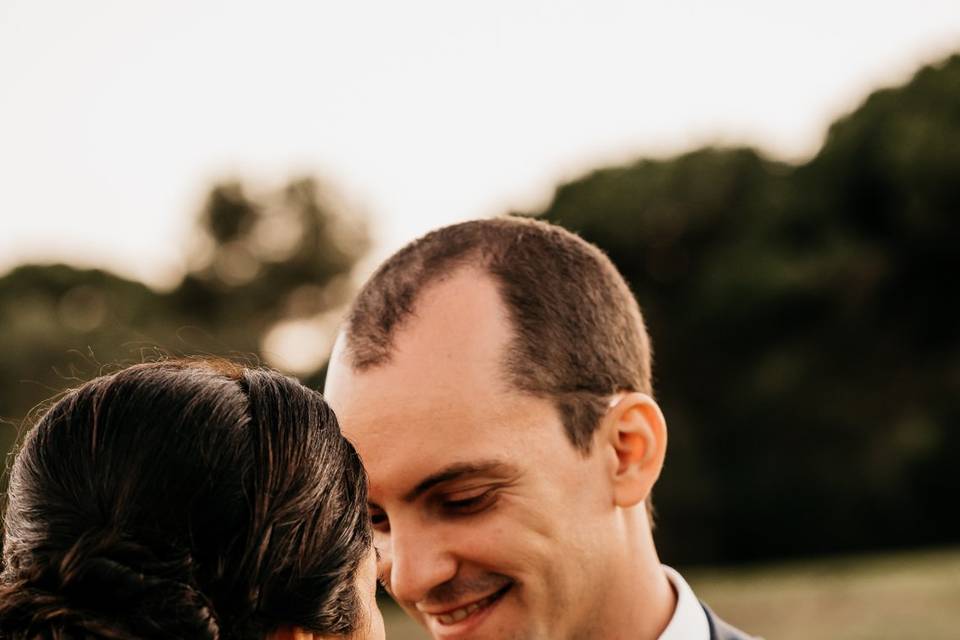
[424,583,513,627]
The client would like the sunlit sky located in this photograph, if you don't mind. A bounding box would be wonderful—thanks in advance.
[3,1,960,290]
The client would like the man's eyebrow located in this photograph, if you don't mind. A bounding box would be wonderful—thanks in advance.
[401,460,518,503]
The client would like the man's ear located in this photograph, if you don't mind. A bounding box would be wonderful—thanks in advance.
[601,392,667,508]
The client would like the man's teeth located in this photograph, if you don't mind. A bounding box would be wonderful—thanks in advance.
[434,591,500,625]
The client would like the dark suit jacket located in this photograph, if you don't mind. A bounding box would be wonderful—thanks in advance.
[702,602,757,640]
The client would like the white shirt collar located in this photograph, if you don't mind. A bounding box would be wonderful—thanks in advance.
[658,565,710,640]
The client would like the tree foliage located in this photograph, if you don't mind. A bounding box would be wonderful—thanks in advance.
[537,54,960,563]
[0,177,368,472]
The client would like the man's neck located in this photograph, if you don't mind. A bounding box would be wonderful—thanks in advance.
[589,512,677,640]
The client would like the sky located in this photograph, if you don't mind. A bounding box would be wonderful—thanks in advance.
[2,0,960,290]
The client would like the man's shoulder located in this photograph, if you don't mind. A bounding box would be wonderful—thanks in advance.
[701,602,759,640]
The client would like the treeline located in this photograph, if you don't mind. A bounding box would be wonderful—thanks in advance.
[536,53,960,563]
[0,178,367,468]
[2,53,958,564]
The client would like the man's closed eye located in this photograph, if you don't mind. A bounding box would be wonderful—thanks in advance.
[440,488,498,515]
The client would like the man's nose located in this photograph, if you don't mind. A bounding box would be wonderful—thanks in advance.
[385,521,458,605]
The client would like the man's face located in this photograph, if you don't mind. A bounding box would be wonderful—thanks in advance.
[325,271,621,640]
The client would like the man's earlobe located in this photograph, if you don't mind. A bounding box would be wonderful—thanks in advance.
[604,392,667,508]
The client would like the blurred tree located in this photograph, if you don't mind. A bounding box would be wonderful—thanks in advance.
[536,53,960,563]
[0,177,368,473]
[792,53,960,552]
[171,177,366,370]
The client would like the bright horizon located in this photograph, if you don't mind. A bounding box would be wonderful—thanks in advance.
[2,1,960,290]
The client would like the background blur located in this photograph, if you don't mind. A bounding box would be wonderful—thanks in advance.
[3,2,960,638]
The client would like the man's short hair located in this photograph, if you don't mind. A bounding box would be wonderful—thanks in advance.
[342,216,652,453]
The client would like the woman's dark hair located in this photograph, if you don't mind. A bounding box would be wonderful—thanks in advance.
[0,360,372,639]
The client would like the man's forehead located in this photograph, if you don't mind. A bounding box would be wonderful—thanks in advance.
[332,373,528,455]
[323,268,562,499]
[326,354,557,501]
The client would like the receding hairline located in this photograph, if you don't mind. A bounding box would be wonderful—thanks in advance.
[338,215,649,389]
[341,253,496,371]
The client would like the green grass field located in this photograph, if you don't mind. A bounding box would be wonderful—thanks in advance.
[379,547,960,639]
